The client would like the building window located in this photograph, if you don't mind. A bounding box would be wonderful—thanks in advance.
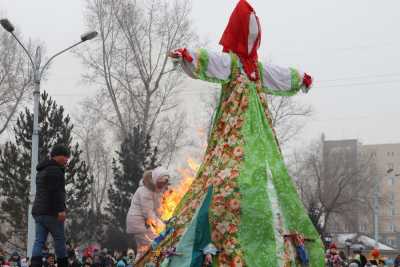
[359,223,367,232]
[387,239,395,246]
[388,163,394,170]
[389,177,395,186]
[390,192,395,202]
[389,224,396,232]
[391,208,396,216]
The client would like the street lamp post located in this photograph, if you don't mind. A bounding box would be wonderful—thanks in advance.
[345,239,352,258]
[0,18,97,256]
[373,175,379,246]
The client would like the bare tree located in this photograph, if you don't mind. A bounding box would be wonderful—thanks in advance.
[0,31,33,135]
[77,0,196,161]
[267,96,312,146]
[74,97,113,214]
[292,139,375,236]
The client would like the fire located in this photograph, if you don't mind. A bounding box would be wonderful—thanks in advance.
[146,218,166,236]
[158,158,200,226]
[187,158,200,172]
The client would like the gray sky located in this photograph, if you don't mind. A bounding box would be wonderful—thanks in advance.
[1,0,400,148]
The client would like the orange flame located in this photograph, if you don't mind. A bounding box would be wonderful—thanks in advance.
[158,158,199,224]
[146,218,166,236]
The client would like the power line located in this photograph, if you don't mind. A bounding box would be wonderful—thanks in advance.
[319,72,400,83]
[50,71,400,98]
[315,79,400,89]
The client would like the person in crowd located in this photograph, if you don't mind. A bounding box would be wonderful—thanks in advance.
[368,248,385,267]
[394,254,400,267]
[125,250,134,267]
[43,254,56,267]
[0,249,8,267]
[67,248,81,267]
[352,249,367,267]
[31,144,71,267]
[20,258,28,267]
[83,255,93,267]
[339,250,348,266]
[101,249,114,267]
[113,252,126,267]
[126,167,170,261]
[325,243,346,267]
[112,252,120,265]
[41,245,50,264]
[92,255,102,267]
[0,255,7,267]
[9,252,21,267]
[116,258,126,267]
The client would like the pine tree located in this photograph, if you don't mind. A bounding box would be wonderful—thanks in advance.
[104,127,158,248]
[0,92,94,249]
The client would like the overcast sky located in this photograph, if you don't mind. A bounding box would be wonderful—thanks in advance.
[1,0,399,149]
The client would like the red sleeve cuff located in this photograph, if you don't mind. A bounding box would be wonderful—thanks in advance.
[172,48,194,63]
[302,73,313,88]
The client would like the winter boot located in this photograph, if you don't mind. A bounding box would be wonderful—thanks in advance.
[30,256,43,267]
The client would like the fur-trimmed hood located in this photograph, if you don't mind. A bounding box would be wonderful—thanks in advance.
[141,167,170,192]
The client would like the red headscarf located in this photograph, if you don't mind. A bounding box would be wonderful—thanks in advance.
[219,0,261,81]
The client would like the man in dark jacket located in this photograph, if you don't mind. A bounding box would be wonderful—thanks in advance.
[31,144,70,267]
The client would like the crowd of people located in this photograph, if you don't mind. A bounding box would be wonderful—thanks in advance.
[0,245,137,267]
[325,243,400,267]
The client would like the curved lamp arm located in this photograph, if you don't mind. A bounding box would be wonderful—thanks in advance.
[39,40,83,78]
[10,32,35,68]
[39,31,98,78]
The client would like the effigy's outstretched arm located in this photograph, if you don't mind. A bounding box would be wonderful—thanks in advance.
[170,48,233,83]
[258,62,313,96]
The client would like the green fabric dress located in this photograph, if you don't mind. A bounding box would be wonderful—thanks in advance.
[139,49,325,267]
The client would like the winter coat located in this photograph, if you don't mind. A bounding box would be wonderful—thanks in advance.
[126,172,164,234]
[32,159,66,216]
[9,252,21,267]
[394,257,400,267]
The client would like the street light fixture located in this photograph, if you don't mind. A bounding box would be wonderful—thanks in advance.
[0,17,98,257]
[0,19,15,32]
[80,31,98,42]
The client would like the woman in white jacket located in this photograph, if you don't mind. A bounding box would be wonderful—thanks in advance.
[126,167,169,260]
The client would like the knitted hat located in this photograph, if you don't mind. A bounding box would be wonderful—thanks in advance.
[127,249,135,257]
[116,260,125,267]
[329,243,337,250]
[50,144,71,157]
[371,248,380,258]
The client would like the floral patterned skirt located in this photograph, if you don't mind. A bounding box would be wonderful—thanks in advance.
[138,78,325,267]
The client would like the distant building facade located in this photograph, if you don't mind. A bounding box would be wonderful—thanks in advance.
[323,137,400,248]
[322,137,361,234]
[363,143,400,248]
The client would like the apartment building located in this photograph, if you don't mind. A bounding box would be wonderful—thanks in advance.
[363,143,400,248]
[323,139,400,247]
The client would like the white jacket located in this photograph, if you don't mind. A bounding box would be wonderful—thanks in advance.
[126,169,168,234]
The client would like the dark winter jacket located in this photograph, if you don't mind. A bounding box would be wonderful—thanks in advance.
[9,252,21,267]
[32,159,66,216]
